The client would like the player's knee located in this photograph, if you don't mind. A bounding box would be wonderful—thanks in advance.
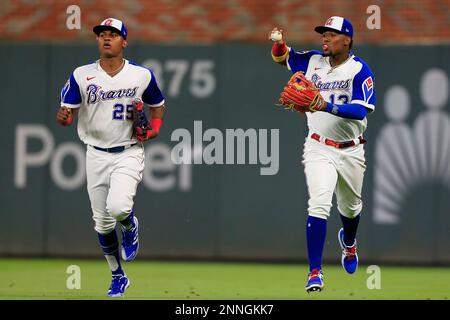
[106,198,132,220]
[338,199,363,218]
[307,194,332,219]
[307,197,331,219]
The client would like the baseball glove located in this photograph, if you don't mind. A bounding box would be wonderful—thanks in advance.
[132,98,151,141]
[278,72,325,113]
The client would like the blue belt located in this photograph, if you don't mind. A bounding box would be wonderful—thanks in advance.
[93,144,136,153]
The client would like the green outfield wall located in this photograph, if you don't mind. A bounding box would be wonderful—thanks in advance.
[1,43,449,264]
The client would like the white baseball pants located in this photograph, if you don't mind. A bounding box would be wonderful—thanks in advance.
[86,144,145,234]
[302,136,366,219]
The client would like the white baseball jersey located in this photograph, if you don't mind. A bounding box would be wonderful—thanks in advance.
[60,59,165,148]
[287,49,375,141]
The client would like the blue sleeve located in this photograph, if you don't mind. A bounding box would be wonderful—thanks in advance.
[142,69,165,106]
[61,73,82,105]
[351,62,375,111]
[324,102,368,120]
[287,49,321,73]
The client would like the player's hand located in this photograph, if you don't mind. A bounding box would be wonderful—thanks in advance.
[268,27,284,44]
[56,106,73,126]
[310,93,327,112]
[136,127,157,142]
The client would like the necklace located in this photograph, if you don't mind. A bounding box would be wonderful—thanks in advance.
[327,55,351,74]
[103,59,125,76]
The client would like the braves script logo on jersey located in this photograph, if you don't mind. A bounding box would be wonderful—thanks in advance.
[363,77,374,102]
[311,73,351,91]
[86,84,138,104]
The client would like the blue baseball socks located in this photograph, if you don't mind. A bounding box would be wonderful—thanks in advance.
[98,231,124,276]
[306,215,327,271]
[339,213,360,246]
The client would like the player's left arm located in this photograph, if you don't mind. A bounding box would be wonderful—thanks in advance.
[321,102,369,120]
[139,68,166,140]
[320,64,375,120]
[147,105,165,139]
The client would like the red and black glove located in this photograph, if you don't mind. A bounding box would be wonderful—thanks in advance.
[135,118,163,141]
[132,99,164,141]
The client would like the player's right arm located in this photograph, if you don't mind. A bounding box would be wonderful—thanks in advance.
[269,27,288,66]
[269,27,321,74]
[57,106,79,126]
[57,72,82,126]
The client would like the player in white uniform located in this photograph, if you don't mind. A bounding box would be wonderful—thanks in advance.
[56,18,166,297]
[270,16,375,292]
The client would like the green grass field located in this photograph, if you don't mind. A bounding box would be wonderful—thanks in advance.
[0,258,449,300]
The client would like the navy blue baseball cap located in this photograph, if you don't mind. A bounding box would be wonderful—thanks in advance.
[93,18,128,39]
[315,16,353,38]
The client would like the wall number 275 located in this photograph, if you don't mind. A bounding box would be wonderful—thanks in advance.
[142,59,216,99]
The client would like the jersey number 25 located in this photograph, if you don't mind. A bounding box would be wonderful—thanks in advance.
[113,103,133,120]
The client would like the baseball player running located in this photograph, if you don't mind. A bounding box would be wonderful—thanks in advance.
[269,16,375,292]
[57,18,165,297]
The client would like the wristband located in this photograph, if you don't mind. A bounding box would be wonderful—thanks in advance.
[271,42,288,63]
[150,118,163,135]
[324,102,368,120]
[325,102,339,114]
